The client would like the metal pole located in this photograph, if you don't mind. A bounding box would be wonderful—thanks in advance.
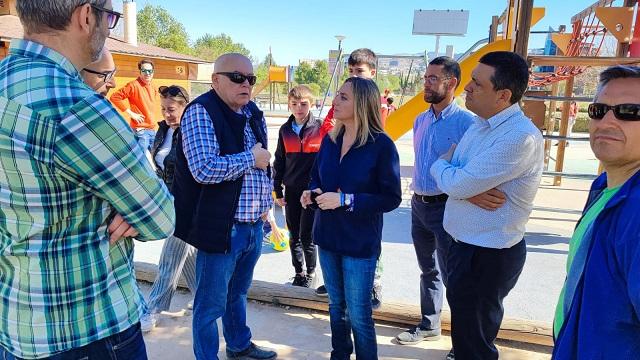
[319,50,343,119]
[399,59,414,106]
[434,35,440,57]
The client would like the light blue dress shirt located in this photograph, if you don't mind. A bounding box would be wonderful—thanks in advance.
[413,101,475,196]
[430,103,544,249]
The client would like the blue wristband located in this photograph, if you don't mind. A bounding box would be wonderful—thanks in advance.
[340,192,345,207]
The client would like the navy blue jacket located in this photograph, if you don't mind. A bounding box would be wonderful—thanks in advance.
[553,169,640,359]
[172,90,267,254]
[310,131,401,258]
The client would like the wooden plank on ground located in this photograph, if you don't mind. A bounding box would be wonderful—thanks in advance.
[134,261,553,347]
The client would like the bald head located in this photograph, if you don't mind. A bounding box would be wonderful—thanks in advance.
[212,53,255,111]
[214,53,253,73]
[82,48,117,96]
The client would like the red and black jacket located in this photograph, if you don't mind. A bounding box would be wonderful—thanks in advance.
[273,113,329,198]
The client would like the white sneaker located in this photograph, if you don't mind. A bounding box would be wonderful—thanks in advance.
[140,313,158,333]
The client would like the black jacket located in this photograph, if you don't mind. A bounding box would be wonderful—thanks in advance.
[150,120,179,190]
[273,114,326,198]
[172,90,267,253]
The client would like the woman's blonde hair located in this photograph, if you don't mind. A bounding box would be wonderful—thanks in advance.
[330,77,384,147]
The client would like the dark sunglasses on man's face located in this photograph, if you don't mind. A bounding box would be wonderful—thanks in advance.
[83,67,116,83]
[159,86,189,101]
[90,4,122,29]
[216,72,257,86]
[588,103,640,121]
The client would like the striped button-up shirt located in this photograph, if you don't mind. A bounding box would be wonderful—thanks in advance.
[430,103,544,249]
[181,103,272,222]
[0,40,175,359]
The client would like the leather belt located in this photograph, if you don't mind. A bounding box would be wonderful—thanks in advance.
[414,193,448,203]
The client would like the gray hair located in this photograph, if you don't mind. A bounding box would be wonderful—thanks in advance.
[596,65,640,98]
[16,0,106,34]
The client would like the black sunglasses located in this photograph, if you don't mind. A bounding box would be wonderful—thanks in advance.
[90,4,122,29]
[83,67,116,83]
[159,86,189,102]
[216,72,257,86]
[588,103,640,121]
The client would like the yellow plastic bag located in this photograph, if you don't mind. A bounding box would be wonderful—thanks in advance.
[270,226,289,251]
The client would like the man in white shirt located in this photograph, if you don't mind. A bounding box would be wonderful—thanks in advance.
[430,51,544,360]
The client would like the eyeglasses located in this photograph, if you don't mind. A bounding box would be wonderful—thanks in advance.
[90,4,122,30]
[588,103,640,121]
[82,67,116,83]
[424,75,451,85]
[216,72,257,86]
[159,86,189,102]
[140,69,154,75]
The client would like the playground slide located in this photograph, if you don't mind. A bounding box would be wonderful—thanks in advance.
[252,78,270,99]
[385,39,512,141]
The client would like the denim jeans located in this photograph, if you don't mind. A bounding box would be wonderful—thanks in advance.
[192,221,263,360]
[319,247,378,360]
[411,196,453,330]
[0,323,146,360]
[135,128,156,152]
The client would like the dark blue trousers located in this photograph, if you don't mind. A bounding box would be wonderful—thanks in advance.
[411,195,453,331]
[446,239,526,360]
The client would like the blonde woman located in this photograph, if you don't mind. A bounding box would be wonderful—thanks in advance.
[141,85,197,332]
[301,77,402,359]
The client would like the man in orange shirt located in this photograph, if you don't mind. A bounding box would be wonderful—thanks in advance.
[111,58,158,151]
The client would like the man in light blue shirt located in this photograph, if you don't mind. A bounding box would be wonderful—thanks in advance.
[396,57,475,347]
[431,51,544,360]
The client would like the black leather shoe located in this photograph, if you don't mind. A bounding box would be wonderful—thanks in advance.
[226,342,277,360]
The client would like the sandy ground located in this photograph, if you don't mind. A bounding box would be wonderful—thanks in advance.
[140,284,551,360]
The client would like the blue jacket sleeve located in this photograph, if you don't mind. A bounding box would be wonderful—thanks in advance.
[352,136,402,215]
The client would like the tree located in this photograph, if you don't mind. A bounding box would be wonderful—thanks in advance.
[295,60,331,93]
[137,4,191,54]
[193,33,251,62]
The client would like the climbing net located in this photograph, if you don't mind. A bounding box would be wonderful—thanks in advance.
[529,0,614,86]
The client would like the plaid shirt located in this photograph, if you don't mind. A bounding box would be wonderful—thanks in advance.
[181,103,272,222]
[0,40,175,359]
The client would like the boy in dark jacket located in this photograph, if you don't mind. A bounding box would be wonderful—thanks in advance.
[273,85,326,287]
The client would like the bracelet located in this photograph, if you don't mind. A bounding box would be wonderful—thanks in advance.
[340,192,345,207]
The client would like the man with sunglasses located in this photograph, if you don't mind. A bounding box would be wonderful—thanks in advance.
[111,59,158,152]
[82,47,117,96]
[0,1,175,359]
[552,65,640,359]
[173,53,276,360]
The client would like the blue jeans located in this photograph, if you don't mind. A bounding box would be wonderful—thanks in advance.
[0,323,146,360]
[319,248,378,360]
[135,128,155,152]
[192,221,263,360]
[411,196,453,330]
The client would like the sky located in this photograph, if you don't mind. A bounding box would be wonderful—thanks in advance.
[122,0,616,64]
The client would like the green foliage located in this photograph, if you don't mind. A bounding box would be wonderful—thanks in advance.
[192,33,251,62]
[136,4,252,62]
[295,61,331,92]
[137,4,191,54]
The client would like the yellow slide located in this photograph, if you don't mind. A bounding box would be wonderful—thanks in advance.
[252,78,270,98]
[385,39,512,141]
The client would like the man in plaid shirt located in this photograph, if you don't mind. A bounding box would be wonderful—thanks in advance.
[0,1,175,359]
[173,53,276,360]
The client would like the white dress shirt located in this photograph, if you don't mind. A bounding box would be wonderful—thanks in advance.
[430,103,544,249]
